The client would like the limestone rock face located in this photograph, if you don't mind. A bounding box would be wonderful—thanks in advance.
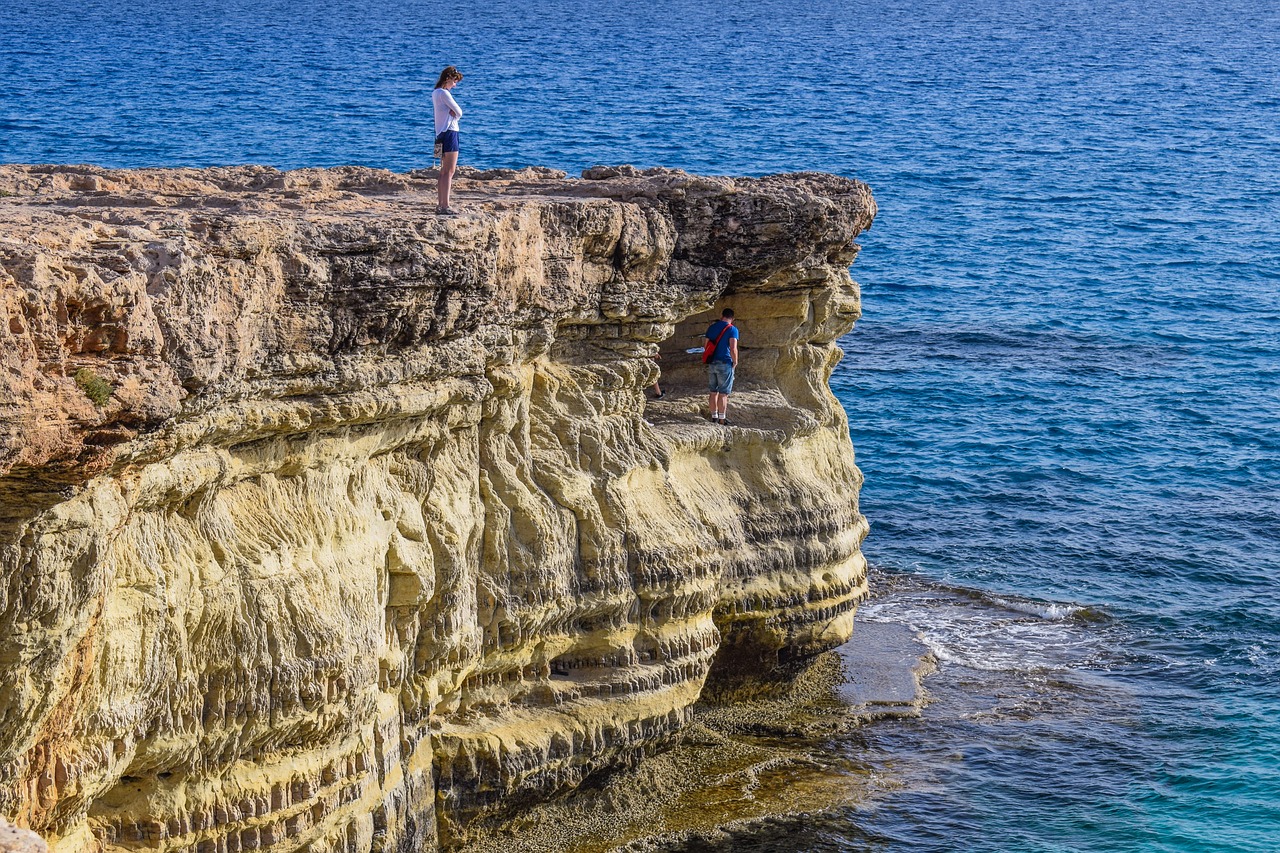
[0,164,876,852]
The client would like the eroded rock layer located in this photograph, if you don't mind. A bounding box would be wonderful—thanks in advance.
[0,164,876,853]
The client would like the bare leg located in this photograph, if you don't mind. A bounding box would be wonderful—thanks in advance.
[438,150,458,209]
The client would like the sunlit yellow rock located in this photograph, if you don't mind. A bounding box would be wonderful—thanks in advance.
[0,164,876,852]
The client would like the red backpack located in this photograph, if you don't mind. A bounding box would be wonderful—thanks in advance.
[702,321,734,364]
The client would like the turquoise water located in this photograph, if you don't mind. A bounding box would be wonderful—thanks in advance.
[3,1,1278,850]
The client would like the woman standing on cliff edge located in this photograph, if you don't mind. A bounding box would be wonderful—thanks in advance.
[432,66,464,214]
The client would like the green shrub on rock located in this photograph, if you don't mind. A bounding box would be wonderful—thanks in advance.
[74,368,113,407]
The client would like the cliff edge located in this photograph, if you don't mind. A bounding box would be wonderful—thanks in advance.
[0,164,876,853]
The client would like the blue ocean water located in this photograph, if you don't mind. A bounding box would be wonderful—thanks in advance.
[3,1,1278,850]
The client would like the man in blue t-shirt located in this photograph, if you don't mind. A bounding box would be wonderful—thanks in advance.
[705,308,739,425]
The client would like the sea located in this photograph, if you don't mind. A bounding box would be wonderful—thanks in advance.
[3,1,1278,850]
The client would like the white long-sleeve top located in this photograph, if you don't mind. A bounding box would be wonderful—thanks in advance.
[432,88,463,135]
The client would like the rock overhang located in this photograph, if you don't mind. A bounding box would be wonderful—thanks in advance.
[0,163,875,852]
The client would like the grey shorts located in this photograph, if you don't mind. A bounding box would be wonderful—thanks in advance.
[708,361,735,394]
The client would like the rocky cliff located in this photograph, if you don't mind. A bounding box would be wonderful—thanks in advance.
[0,163,876,853]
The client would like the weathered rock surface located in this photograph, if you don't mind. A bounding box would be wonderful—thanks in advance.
[0,163,876,853]
[0,816,48,853]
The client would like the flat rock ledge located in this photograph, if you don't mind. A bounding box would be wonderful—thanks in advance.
[837,621,936,718]
[0,164,876,853]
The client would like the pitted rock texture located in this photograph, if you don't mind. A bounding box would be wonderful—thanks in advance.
[0,164,876,853]
[0,816,48,853]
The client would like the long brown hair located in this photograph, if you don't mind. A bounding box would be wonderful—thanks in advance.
[433,66,463,89]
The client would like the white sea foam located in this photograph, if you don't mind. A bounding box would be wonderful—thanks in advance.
[987,596,1080,620]
[858,577,1108,674]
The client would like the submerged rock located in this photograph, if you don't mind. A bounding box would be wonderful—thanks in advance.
[0,164,876,852]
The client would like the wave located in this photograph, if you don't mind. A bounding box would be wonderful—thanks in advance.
[857,568,1121,675]
[986,595,1081,621]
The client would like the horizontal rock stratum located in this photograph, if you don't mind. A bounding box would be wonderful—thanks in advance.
[0,164,877,852]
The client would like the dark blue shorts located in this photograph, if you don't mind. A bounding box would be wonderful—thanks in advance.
[436,130,459,153]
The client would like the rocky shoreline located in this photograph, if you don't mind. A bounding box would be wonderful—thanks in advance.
[0,164,876,852]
